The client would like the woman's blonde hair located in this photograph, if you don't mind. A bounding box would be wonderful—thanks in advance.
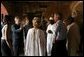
[32,17,41,24]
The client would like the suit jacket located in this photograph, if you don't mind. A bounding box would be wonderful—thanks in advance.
[11,24,23,47]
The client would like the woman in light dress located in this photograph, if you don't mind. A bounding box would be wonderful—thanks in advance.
[25,17,46,56]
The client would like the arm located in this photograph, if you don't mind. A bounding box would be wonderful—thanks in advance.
[11,25,22,33]
[5,25,12,48]
[46,24,53,34]
[46,25,49,33]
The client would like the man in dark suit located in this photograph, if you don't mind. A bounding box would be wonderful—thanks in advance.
[51,12,67,56]
[11,16,24,56]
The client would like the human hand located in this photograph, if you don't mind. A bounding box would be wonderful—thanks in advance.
[48,30,53,34]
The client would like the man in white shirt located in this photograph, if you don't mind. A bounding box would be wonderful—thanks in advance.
[46,17,55,56]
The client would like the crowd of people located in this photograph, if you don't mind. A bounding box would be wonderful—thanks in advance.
[1,12,82,56]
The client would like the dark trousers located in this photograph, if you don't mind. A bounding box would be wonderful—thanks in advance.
[13,41,24,56]
[1,39,12,56]
[51,40,67,56]
[13,45,19,56]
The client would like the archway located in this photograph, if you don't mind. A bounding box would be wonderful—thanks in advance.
[1,3,8,20]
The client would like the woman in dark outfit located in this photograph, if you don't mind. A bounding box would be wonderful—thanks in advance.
[1,15,12,56]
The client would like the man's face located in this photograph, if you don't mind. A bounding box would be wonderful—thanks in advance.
[25,17,29,25]
[14,17,20,25]
[63,20,69,27]
[54,14,59,23]
[49,20,54,25]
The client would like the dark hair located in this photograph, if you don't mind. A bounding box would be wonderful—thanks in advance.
[5,15,12,24]
[68,16,74,24]
[22,14,28,18]
[15,16,20,19]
